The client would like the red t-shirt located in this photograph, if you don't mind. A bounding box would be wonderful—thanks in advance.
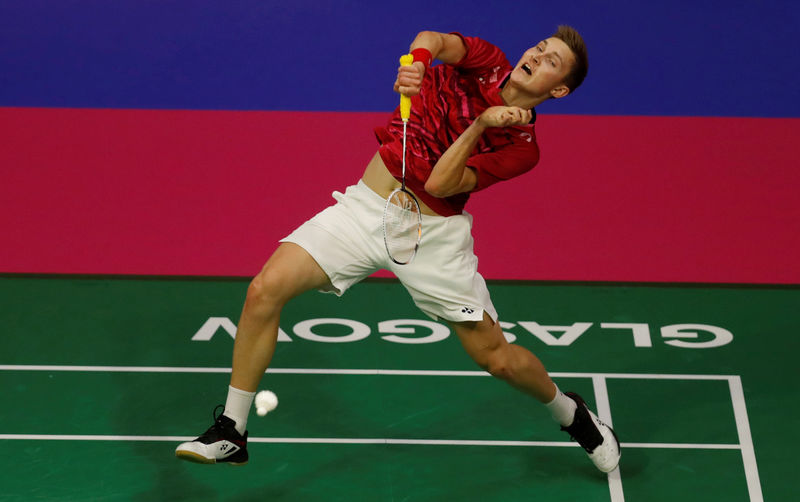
[374,34,540,216]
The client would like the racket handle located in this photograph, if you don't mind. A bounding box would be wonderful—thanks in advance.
[399,54,414,121]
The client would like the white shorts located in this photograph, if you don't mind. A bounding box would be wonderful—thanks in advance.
[280,181,497,323]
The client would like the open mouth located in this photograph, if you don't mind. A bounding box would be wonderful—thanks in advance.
[521,63,532,75]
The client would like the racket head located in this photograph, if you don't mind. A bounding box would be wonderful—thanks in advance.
[382,188,422,265]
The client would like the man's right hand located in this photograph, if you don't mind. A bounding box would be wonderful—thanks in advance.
[393,61,426,96]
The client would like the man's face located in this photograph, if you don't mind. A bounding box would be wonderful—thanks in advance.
[510,37,575,99]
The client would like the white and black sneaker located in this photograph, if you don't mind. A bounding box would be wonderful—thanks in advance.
[561,392,621,473]
[175,405,249,465]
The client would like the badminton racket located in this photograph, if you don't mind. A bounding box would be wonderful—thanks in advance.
[383,54,422,265]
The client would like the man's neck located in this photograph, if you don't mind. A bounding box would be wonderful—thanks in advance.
[499,84,547,110]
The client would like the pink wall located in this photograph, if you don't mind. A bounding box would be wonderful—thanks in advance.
[2,107,798,283]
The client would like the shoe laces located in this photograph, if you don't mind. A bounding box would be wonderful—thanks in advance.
[212,404,225,422]
[196,405,231,443]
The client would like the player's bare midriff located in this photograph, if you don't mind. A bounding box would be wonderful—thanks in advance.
[360,152,441,216]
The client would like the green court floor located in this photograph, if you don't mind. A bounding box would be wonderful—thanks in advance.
[1,276,797,501]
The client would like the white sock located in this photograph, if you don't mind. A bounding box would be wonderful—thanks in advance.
[223,385,256,435]
[545,386,577,427]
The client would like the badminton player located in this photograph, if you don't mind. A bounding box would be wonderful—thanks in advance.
[176,27,620,473]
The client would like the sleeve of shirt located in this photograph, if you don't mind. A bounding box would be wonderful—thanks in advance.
[449,33,510,71]
[467,131,540,192]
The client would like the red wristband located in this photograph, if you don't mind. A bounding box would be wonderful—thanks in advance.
[411,48,433,70]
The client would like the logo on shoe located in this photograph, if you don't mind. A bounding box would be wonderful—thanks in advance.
[217,441,239,456]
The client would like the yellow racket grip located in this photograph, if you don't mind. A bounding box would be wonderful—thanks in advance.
[399,54,414,121]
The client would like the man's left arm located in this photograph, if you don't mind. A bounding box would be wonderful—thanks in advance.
[424,106,533,198]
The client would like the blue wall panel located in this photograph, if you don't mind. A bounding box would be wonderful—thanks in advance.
[1,0,798,116]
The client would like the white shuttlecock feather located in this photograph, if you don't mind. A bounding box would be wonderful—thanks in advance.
[255,390,278,416]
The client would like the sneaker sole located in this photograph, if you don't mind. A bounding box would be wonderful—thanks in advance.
[175,450,216,464]
[175,450,248,466]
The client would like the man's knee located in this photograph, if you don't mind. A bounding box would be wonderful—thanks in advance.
[245,265,289,314]
[484,347,515,381]
[454,316,513,378]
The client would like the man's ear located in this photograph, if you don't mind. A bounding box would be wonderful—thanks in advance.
[550,84,570,99]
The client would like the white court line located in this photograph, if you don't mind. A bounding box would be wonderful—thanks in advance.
[729,376,764,502]
[561,372,732,381]
[592,375,625,502]
[622,442,739,450]
[0,365,736,381]
[1,364,762,499]
[0,365,232,373]
[0,434,743,449]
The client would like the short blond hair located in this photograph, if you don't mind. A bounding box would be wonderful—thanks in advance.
[553,25,588,93]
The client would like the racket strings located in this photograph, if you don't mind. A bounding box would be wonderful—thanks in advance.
[384,190,421,263]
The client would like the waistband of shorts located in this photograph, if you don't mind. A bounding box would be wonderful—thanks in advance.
[355,179,454,222]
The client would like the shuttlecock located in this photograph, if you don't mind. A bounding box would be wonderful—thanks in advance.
[255,390,278,416]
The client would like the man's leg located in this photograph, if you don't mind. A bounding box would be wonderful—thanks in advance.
[450,311,561,402]
[230,242,331,392]
[451,312,621,473]
[175,242,330,464]
[450,311,557,402]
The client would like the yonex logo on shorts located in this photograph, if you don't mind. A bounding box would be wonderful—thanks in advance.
[461,307,475,314]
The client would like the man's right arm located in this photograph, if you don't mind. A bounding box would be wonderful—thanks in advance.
[410,31,466,64]
[394,31,466,97]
